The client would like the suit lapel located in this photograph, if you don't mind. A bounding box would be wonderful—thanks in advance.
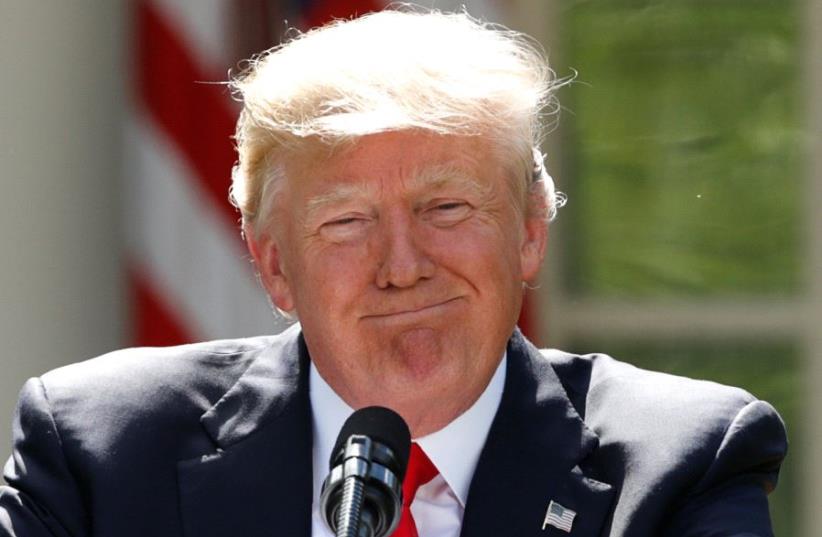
[174,326,614,537]
[461,331,615,537]
[176,325,314,537]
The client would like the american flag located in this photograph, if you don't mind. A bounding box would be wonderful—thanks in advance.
[542,500,577,533]
[126,0,524,346]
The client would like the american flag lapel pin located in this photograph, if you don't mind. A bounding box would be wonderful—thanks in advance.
[542,500,577,533]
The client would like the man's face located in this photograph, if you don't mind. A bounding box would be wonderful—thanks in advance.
[249,130,546,435]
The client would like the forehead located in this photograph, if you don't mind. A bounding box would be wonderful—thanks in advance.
[282,131,508,202]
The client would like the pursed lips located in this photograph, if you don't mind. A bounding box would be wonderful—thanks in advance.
[360,297,464,320]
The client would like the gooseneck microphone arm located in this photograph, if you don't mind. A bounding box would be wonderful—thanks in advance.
[335,435,375,537]
[320,407,411,537]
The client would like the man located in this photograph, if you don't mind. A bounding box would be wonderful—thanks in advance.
[1,8,786,537]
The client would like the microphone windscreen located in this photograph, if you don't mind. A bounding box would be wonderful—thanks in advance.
[331,406,411,478]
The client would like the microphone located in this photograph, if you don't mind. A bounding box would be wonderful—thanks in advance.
[320,406,411,537]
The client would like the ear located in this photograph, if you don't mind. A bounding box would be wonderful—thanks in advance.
[245,227,295,313]
[519,196,548,283]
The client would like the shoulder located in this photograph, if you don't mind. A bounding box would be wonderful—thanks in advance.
[536,349,786,534]
[542,349,760,427]
[38,335,274,413]
[539,348,786,490]
[17,328,301,461]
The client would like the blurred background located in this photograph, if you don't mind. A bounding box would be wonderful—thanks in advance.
[1,1,818,535]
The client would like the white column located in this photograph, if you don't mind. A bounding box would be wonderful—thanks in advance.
[0,2,126,462]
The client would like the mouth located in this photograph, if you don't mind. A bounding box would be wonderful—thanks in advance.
[361,297,464,322]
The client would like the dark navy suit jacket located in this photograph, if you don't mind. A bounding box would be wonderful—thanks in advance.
[0,324,787,536]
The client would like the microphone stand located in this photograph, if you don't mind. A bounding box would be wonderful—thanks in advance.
[322,435,403,537]
[335,436,375,537]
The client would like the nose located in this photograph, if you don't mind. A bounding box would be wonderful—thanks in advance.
[375,211,435,289]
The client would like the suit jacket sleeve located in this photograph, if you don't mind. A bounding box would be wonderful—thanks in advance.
[662,399,788,537]
[1,378,89,537]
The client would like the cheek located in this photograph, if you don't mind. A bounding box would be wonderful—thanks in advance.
[290,243,374,311]
[432,222,523,286]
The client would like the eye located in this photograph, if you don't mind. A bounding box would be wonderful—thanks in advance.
[424,200,472,226]
[319,214,372,242]
[326,216,364,226]
[434,201,468,212]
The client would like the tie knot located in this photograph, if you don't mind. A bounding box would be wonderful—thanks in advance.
[402,443,439,506]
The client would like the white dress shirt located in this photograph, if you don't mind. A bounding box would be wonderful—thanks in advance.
[310,355,507,537]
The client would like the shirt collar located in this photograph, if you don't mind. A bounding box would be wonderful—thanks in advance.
[310,354,507,508]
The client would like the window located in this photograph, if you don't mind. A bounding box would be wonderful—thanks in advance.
[530,1,809,534]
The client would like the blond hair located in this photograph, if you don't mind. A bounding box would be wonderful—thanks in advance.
[230,7,564,234]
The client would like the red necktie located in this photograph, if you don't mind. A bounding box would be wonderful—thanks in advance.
[393,443,439,537]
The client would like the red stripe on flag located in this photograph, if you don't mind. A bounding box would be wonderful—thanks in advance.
[303,0,383,29]
[129,267,195,346]
[135,0,242,238]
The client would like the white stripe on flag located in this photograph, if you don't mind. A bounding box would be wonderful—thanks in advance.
[125,112,290,340]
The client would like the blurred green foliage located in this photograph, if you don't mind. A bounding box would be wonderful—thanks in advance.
[559,0,803,297]
[568,339,798,536]
[558,0,803,533]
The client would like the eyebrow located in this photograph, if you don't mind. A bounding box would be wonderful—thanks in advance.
[411,163,490,198]
[305,183,371,214]
[304,163,490,216]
